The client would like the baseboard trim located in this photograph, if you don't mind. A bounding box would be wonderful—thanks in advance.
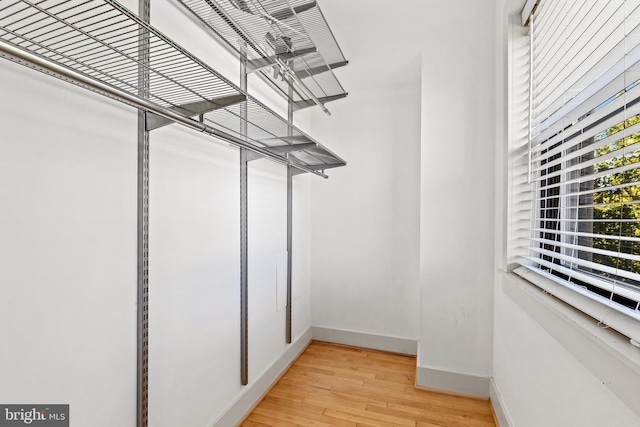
[489,378,513,427]
[311,326,418,355]
[414,384,488,401]
[415,366,490,398]
[209,327,312,427]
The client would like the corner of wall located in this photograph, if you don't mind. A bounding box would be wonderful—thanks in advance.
[415,367,491,398]
[489,377,513,427]
[209,327,312,427]
[311,326,418,355]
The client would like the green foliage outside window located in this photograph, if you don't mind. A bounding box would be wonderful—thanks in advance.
[591,113,640,286]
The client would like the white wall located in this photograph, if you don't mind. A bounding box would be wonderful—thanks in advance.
[146,125,309,426]
[418,0,496,379]
[247,159,289,377]
[296,0,425,349]
[302,82,421,342]
[147,125,241,427]
[0,59,138,427]
[493,275,640,427]
[303,0,495,383]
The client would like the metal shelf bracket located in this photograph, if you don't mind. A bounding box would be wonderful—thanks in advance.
[146,94,247,130]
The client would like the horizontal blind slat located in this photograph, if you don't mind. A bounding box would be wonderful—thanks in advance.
[533,1,621,104]
[532,121,640,173]
[532,36,640,142]
[530,227,640,243]
[521,255,640,302]
[529,237,640,263]
[532,1,640,141]
[532,96,632,154]
[527,246,640,283]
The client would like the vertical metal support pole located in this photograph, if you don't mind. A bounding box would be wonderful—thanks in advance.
[286,81,293,344]
[137,0,150,425]
[239,46,249,386]
[286,166,293,343]
[136,112,150,427]
[136,0,151,427]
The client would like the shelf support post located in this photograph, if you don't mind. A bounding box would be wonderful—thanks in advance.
[137,0,150,425]
[239,44,249,386]
[286,81,293,344]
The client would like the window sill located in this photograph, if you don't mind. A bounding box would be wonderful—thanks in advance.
[512,266,640,343]
[500,270,640,418]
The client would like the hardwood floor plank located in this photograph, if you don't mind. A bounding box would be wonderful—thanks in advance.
[261,396,325,415]
[289,364,336,376]
[297,355,365,372]
[252,407,343,427]
[239,342,495,427]
[241,420,273,427]
[322,409,405,427]
[331,384,492,414]
[286,368,366,387]
[386,402,495,423]
[279,376,332,391]
[267,388,307,403]
[244,412,300,427]
[415,422,448,427]
[303,396,369,411]
[325,406,416,427]
[375,371,415,385]
[297,361,378,379]
[368,403,495,427]
[255,405,357,427]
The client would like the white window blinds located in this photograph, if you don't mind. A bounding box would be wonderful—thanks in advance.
[520,0,640,322]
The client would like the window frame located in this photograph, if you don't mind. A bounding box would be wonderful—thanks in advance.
[509,0,640,344]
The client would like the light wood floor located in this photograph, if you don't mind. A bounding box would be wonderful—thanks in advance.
[240,341,497,427]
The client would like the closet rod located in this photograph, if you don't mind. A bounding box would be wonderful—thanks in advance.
[0,40,328,178]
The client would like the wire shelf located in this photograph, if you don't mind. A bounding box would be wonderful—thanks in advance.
[0,0,345,174]
[175,0,348,112]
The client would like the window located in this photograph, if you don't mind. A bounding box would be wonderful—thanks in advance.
[513,0,640,334]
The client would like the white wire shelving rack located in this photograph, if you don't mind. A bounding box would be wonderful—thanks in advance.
[174,0,348,115]
[0,0,346,175]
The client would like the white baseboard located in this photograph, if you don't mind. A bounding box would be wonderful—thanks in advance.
[415,366,490,397]
[490,378,513,427]
[209,327,312,427]
[311,326,418,355]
